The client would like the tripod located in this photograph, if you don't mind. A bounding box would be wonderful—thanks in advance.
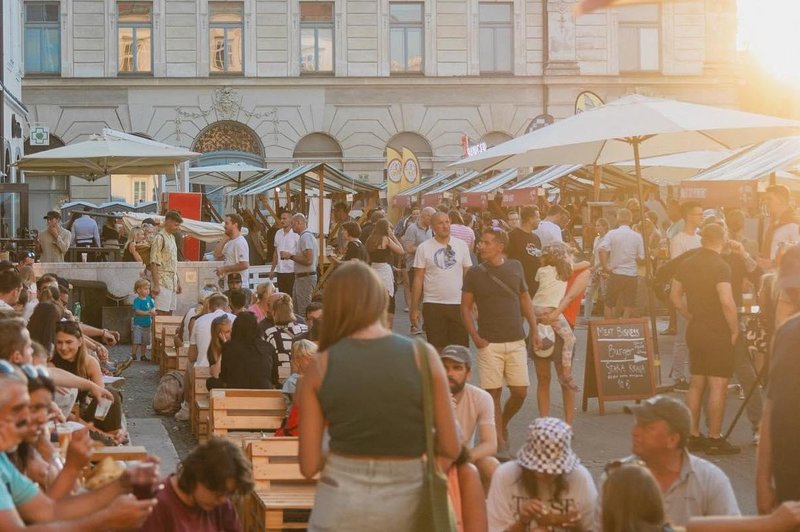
[724,333,768,440]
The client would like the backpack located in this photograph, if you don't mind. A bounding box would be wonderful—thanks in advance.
[275,402,299,437]
[153,370,184,415]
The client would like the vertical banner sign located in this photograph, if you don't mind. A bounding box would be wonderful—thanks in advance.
[401,148,420,190]
[386,147,403,213]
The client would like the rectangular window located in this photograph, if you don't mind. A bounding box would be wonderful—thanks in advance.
[133,180,148,204]
[618,5,660,72]
[300,2,334,74]
[209,2,243,73]
[24,2,61,74]
[389,3,423,74]
[118,1,152,73]
[479,3,512,73]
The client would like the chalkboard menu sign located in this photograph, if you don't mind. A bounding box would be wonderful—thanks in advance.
[581,318,656,415]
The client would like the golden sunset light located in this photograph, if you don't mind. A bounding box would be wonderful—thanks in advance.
[738,0,800,85]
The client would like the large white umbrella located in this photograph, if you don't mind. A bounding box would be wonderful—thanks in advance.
[188,162,271,187]
[615,149,736,183]
[15,129,199,178]
[454,94,800,369]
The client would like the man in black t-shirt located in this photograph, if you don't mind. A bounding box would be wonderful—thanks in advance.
[462,227,539,453]
[671,223,740,456]
[506,206,542,297]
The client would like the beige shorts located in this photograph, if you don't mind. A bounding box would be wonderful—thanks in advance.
[154,286,177,312]
[476,339,529,389]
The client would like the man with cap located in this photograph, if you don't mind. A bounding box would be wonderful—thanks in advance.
[487,417,596,532]
[38,211,72,263]
[440,344,499,488]
[602,395,739,528]
[224,273,252,307]
[150,211,183,316]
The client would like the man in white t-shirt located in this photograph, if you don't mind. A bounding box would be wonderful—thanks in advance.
[668,201,703,390]
[272,211,299,296]
[599,208,644,319]
[760,184,800,271]
[214,213,250,290]
[411,211,472,351]
[534,204,568,247]
[441,345,499,488]
[175,293,237,421]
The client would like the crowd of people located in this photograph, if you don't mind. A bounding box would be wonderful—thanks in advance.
[0,184,795,530]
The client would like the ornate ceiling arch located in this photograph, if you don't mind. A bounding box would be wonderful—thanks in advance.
[192,120,264,157]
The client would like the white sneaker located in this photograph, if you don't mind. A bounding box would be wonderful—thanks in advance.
[174,402,190,421]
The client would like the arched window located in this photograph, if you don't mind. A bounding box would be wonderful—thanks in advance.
[386,132,433,159]
[192,120,264,159]
[293,133,343,161]
[481,131,513,148]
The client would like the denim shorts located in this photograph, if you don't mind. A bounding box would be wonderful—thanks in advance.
[309,453,424,531]
[131,324,151,345]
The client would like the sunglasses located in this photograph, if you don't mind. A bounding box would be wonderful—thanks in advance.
[444,245,455,261]
[19,364,49,381]
[55,320,81,334]
[603,458,647,476]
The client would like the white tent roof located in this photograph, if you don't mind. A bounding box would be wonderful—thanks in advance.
[686,136,800,182]
[121,212,247,243]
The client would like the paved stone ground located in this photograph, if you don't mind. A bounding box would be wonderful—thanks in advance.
[108,289,759,514]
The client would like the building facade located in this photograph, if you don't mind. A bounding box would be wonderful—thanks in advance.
[20,0,740,225]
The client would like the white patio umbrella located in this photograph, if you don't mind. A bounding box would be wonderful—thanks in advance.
[15,129,200,178]
[188,162,271,187]
[454,94,800,368]
[615,149,736,183]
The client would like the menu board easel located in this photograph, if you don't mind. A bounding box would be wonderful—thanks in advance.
[582,318,656,415]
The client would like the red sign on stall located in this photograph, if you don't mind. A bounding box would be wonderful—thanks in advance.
[459,192,488,209]
[502,187,541,207]
[679,180,758,210]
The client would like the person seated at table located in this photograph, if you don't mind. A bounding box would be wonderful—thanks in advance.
[7,365,92,499]
[0,364,160,531]
[101,217,122,248]
[50,321,127,445]
[140,437,254,532]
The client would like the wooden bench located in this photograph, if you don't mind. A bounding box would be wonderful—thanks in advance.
[209,389,285,445]
[152,315,183,364]
[241,437,317,531]
[90,446,148,462]
[191,365,212,442]
[160,345,188,375]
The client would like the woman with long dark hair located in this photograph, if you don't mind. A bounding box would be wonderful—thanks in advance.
[218,311,275,389]
[207,315,232,378]
[366,218,404,329]
[298,261,459,530]
[27,302,62,353]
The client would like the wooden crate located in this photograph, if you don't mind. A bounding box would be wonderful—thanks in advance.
[90,446,148,462]
[209,389,285,438]
[191,365,212,441]
[160,345,188,375]
[152,315,183,363]
[242,438,317,531]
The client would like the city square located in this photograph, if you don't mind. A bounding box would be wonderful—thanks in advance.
[2,0,800,530]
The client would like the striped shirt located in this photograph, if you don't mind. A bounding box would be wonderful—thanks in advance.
[450,224,475,251]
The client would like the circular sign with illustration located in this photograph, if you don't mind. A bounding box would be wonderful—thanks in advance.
[403,158,419,184]
[387,158,403,183]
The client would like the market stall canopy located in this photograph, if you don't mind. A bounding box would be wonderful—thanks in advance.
[685,136,800,182]
[460,169,519,209]
[397,171,457,197]
[452,95,800,172]
[120,212,246,243]
[426,170,482,194]
[228,163,380,197]
[509,165,583,190]
[189,162,272,187]
[615,149,736,183]
[15,129,200,178]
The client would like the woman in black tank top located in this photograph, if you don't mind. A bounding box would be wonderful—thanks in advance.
[298,261,459,530]
[365,219,405,330]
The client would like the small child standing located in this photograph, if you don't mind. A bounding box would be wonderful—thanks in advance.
[533,243,579,391]
[131,278,156,361]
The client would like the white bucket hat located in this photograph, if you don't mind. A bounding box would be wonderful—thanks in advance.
[517,417,579,475]
[533,324,556,358]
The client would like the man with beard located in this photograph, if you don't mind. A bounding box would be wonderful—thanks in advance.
[507,206,543,297]
[214,213,250,291]
[440,345,499,487]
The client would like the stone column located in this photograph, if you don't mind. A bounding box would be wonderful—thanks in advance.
[545,0,580,75]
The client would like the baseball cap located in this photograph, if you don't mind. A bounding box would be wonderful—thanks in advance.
[43,210,61,220]
[517,417,579,475]
[533,324,556,358]
[440,345,471,367]
[624,395,690,444]
[227,272,242,283]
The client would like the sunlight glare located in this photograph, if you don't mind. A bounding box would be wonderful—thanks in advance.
[738,0,800,85]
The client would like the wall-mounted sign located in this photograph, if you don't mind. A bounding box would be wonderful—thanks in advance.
[30,126,50,147]
[526,114,555,134]
[462,135,487,158]
[575,91,604,114]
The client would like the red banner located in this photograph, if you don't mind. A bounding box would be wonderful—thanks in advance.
[421,192,444,207]
[679,180,758,210]
[501,187,541,208]
[459,192,488,210]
